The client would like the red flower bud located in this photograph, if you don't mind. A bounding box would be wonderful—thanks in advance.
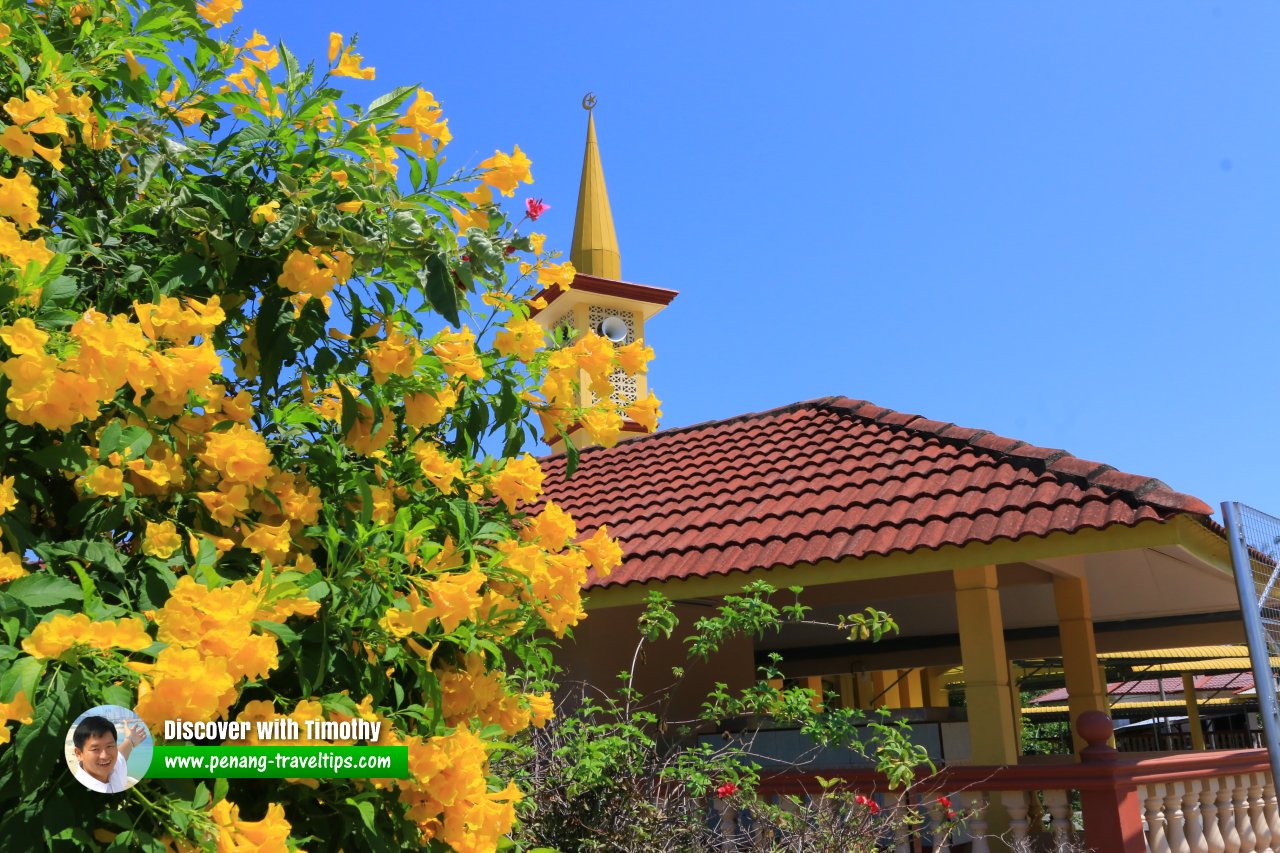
[715,782,737,799]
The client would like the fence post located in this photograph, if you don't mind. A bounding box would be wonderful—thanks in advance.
[1076,711,1148,853]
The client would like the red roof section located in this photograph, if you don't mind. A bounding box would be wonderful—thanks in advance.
[1034,673,1254,704]
[535,397,1214,590]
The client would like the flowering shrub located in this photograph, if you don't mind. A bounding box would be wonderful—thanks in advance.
[503,584,935,852]
[0,1,651,849]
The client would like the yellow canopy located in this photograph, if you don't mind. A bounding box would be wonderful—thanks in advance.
[1133,657,1280,673]
[1023,697,1246,715]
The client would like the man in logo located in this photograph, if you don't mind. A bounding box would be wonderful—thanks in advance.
[71,716,146,793]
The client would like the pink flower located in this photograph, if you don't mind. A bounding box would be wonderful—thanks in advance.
[525,197,549,221]
[716,782,737,799]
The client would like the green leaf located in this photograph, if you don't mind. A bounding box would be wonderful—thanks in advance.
[367,85,416,115]
[39,275,77,308]
[117,425,153,462]
[102,683,134,708]
[0,655,43,703]
[349,798,377,832]
[337,381,359,436]
[420,254,460,327]
[25,442,89,473]
[562,431,580,478]
[5,574,82,610]
[254,620,300,646]
[17,670,77,789]
[97,420,122,461]
[256,288,293,395]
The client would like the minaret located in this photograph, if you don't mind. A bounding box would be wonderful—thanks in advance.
[532,94,677,451]
[570,100,621,280]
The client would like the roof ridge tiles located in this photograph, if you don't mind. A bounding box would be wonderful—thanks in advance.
[810,397,1210,516]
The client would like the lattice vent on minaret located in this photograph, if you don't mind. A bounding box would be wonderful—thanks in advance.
[587,305,636,344]
[585,306,639,411]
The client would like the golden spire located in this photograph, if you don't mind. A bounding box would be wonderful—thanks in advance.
[570,93,621,280]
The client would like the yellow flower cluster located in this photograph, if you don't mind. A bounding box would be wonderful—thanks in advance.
[0,691,33,745]
[133,647,237,729]
[519,259,576,291]
[533,333,662,446]
[493,316,545,363]
[0,297,223,430]
[142,520,182,558]
[155,575,318,680]
[22,613,152,659]
[279,246,353,309]
[329,33,375,80]
[437,654,551,735]
[198,424,274,489]
[432,325,484,382]
[221,31,283,119]
[490,454,545,513]
[404,383,459,429]
[399,726,523,852]
[196,0,241,28]
[413,441,464,494]
[383,569,486,637]
[156,79,206,126]
[367,327,420,383]
[0,475,22,582]
[478,146,533,197]
[209,800,293,851]
[391,88,451,156]
[133,576,317,728]
[0,164,50,275]
[497,522,623,636]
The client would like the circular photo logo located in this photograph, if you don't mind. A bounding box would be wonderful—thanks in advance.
[65,705,151,793]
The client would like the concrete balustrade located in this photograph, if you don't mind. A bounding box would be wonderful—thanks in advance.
[753,713,1280,852]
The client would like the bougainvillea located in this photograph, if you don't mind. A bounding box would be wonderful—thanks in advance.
[0,1,643,849]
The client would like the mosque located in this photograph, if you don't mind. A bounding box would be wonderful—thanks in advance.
[528,102,1274,852]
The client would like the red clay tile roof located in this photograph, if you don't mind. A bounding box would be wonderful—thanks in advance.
[1034,673,1254,704]
[535,397,1215,590]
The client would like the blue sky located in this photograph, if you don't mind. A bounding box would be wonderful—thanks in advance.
[240,2,1280,516]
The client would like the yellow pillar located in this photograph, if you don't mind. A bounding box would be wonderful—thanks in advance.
[1053,575,1111,754]
[923,667,951,708]
[855,672,875,710]
[897,669,925,708]
[1183,673,1205,751]
[1008,661,1024,749]
[871,671,900,709]
[837,674,856,710]
[954,565,1019,764]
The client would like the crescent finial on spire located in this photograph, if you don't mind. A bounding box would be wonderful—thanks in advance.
[582,92,597,111]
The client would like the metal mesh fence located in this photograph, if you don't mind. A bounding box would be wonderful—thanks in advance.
[1231,504,1280,659]
[1224,502,1280,781]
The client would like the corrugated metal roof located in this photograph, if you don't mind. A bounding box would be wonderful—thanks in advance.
[535,397,1212,590]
